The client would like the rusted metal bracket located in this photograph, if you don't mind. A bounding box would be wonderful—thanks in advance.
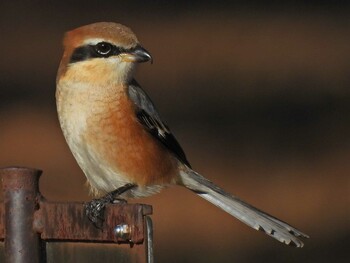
[0,167,153,263]
[33,201,152,243]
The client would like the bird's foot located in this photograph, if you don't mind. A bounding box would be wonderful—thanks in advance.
[84,193,115,228]
[84,183,137,228]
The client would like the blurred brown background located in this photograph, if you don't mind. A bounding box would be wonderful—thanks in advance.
[1,0,349,262]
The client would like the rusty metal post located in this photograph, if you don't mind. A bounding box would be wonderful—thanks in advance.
[1,167,43,263]
[145,216,154,263]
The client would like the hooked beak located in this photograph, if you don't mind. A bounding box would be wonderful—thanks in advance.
[121,45,153,64]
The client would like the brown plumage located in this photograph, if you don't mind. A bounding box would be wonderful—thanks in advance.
[56,22,309,247]
[83,84,178,186]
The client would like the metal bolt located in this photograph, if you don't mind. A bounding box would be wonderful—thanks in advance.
[114,224,131,241]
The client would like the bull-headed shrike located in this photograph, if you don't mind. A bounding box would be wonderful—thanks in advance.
[56,22,308,247]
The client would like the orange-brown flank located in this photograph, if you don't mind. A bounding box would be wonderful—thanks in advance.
[83,85,178,186]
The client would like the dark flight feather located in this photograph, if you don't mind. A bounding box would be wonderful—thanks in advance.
[127,80,191,167]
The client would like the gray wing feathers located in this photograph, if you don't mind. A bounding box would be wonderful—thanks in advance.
[180,168,309,247]
[128,81,308,246]
[127,81,191,166]
[128,83,166,128]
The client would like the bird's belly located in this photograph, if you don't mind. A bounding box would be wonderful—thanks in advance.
[58,88,178,198]
[63,124,173,198]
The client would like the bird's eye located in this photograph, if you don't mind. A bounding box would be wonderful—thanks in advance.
[94,42,113,56]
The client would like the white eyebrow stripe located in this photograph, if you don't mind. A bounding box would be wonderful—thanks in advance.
[81,38,137,50]
[82,38,109,45]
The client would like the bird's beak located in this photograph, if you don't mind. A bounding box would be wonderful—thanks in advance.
[121,45,153,64]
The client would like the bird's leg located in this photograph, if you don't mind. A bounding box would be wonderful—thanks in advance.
[84,183,137,228]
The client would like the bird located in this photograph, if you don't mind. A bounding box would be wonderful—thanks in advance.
[56,22,309,247]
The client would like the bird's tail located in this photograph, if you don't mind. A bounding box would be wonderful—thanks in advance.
[179,167,309,247]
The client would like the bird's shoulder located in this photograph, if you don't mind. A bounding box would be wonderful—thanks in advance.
[126,80,191,167]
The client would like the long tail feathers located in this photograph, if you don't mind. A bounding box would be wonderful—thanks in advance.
[179,168,309,247]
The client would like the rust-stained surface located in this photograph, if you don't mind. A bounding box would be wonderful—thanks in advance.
[0,167,153,262]
[34,201,152,244]
[0,203,4,240]
[46,242,147,263]
[1,167,42,193]
[0,167,43,263]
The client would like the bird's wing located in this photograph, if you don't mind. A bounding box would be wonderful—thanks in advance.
[127,80,191,167]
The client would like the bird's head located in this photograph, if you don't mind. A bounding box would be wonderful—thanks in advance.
[57,22,152,86]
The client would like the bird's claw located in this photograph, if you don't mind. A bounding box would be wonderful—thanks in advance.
[84,183,136,228]
[84,192,116,227]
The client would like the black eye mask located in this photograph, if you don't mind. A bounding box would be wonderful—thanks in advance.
[69,42,127,63]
